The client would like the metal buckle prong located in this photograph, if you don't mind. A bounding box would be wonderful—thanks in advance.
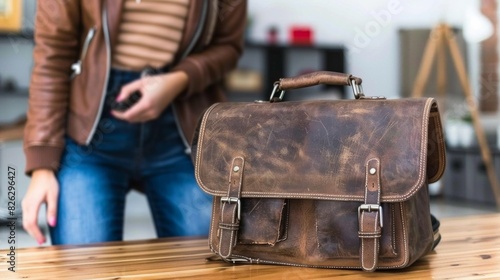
[221,197,241,221]
[358,204,383,228]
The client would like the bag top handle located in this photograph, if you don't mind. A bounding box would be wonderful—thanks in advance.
[271,71,364,101]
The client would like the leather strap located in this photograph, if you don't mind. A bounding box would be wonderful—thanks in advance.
[278,71,362,90]
[218,157,244,259]
[358,158,382,272]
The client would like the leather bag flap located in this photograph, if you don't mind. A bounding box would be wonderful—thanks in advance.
[192,98,445,202]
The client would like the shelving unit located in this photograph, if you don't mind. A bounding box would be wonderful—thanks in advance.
[442,145,500,206]
[227,42,346,102]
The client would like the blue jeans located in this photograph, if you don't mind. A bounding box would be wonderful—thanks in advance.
[50,69,212,245]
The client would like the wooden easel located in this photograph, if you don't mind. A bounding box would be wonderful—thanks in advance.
[412,23,500,209]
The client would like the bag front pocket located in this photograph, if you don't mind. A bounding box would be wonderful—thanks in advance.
[237,198,289,245]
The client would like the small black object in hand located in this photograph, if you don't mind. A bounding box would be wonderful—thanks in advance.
[110,91,142,112]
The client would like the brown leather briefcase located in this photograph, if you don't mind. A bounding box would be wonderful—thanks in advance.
[191,71,446,271]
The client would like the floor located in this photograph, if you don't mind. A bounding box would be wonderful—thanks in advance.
[1,192,497,249]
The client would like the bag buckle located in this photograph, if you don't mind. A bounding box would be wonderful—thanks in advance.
[221,197,241,221]
[358,204,383,228]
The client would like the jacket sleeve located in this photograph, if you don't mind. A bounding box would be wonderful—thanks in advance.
[172,0,247,97]
[24,1,81,175]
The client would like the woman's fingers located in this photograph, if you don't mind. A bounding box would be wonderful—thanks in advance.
[116,79,142,102]
[46,185,59,227]
[22,169,59,245]
[22,191,46,245]
[111,72,187,123]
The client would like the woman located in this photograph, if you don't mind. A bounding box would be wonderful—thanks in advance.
[22,0,246,245]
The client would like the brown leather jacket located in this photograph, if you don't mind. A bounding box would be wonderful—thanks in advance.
[24,0,246,174]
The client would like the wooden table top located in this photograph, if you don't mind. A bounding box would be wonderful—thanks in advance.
[1,213,500,279]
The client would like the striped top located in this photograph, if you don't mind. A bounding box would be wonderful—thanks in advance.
[112,0,190,70]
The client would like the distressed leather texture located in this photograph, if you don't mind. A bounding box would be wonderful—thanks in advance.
[192,95,445,271]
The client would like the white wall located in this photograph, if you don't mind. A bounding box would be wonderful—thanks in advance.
[248,0,482,99]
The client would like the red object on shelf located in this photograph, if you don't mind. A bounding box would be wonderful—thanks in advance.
[289,26,313,45]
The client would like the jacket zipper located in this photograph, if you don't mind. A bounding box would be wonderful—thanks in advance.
[85,7,111,145]
[172,0,208,154]
[71,27,96,79]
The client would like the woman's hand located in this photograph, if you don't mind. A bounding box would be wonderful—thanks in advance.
[22,169,59,245]
[111,71,189,123]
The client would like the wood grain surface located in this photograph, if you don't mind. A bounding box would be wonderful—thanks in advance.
[1,213,499,279]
